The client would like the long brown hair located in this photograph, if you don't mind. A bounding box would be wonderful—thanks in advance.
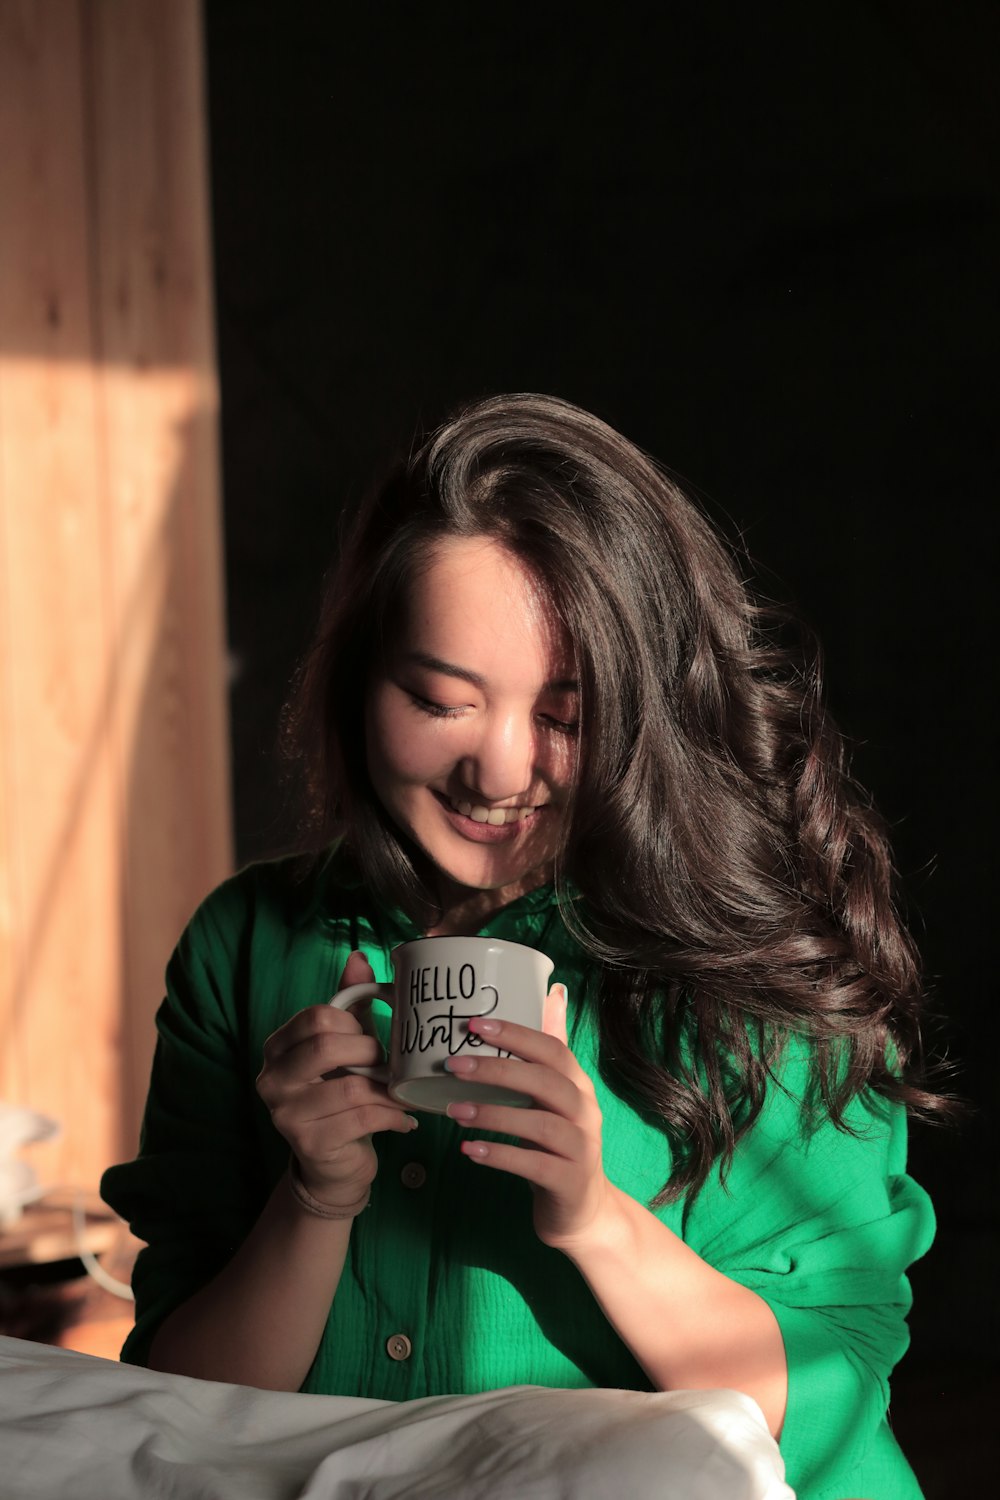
[283,392,948,1201]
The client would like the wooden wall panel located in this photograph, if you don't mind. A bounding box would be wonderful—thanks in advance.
[0,0,231,1195]
[85,0,232,1152]
[0,0,121,1194]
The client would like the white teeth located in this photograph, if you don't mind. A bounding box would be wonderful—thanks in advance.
[449,796,538,824]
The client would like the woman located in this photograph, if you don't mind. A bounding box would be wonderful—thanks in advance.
[102,393,941,1499]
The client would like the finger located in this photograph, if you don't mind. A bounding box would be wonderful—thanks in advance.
[271,1077,416,1138]
[458,1136,570,1190]
[467,1014,582,1080]
[542,983,569,1044]
[444,1051,585,1120]
[262,1003,367,1065]
[301,1070,399,1122]
[329,950,382,1030]
[259,1030,385,1099]
[338,949,376,990]
[301,1099,419,1149]
[269,1021,383,1078]
[446,1099,585,1159]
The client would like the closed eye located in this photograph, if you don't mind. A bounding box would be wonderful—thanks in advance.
[408,693,468,719]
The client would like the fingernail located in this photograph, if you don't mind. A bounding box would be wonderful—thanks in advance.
[461,1141,490,1160]
[405,1114,419,1128]
[447,1101,478,1121]
[469,1017,501,1036]
[445,1055,477,1072]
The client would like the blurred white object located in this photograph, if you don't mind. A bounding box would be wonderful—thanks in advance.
[0,1103,60,1228]
[0,1337,796,1500]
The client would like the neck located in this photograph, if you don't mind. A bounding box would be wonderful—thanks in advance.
[427,867,553,936]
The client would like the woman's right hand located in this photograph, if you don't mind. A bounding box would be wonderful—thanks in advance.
[255,951,416,1210]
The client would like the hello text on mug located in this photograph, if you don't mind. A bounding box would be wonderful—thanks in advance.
[400,959,508,1059]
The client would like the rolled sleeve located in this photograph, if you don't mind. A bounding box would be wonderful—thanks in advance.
[101,879,263,1366]
[682,1049,934,1497]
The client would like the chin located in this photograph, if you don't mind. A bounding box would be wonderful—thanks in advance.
[414,830,555,899]
[433,851,544,894]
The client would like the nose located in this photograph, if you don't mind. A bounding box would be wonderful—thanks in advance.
[459,709,536,804]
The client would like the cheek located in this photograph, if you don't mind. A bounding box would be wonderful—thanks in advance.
[367,696,454,786]
[542,734,579,790]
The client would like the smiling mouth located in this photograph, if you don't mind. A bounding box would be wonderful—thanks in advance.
[439,793,542,826]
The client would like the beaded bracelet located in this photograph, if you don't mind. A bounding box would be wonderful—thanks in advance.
[286,1159,371,1220]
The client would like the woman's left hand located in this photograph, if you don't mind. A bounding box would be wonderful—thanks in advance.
[444,985,612,1251]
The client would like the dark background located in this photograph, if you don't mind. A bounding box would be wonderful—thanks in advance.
[204,3,998,1491]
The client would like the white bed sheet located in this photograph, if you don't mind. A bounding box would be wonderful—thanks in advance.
[0,1335,794,1499]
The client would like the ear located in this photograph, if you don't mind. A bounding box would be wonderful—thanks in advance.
[542,982,569,1044]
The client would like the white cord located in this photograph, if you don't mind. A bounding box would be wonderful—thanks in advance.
[69,1191,134,1301]
[18,1184,135,1301]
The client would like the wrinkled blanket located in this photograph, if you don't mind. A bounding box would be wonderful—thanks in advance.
[0,1336,794,1499]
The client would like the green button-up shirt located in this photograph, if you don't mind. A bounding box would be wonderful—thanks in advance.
[102,849,933,1500]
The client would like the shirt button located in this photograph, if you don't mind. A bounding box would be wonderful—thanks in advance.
[400,1162,427,1190]
[386,1333,412,1361]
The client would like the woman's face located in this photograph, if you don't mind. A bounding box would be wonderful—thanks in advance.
[366,537,579,922]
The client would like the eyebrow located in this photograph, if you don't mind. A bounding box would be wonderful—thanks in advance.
[402,651,579,694]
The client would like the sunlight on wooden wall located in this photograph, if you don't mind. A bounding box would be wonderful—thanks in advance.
[0,1,232,1193]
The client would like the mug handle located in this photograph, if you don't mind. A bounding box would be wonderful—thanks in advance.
[327,981,393,1082]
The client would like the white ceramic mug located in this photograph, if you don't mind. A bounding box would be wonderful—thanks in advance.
[329,935,554,1115]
